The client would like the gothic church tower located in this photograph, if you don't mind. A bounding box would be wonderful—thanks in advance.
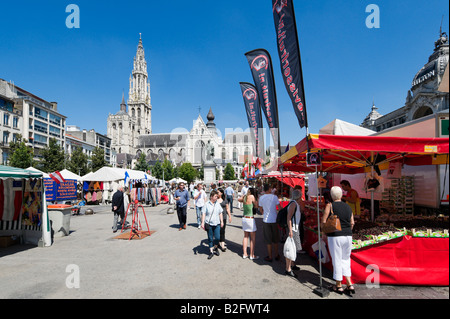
[128,34,152,135]
[107,35,152,156]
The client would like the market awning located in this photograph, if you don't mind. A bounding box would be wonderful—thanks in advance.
[280,134,449,174]
[0,165,43,178]
[261,170,305,188]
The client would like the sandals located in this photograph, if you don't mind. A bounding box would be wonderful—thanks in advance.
[330,285,344,295]
[345,284,356,295]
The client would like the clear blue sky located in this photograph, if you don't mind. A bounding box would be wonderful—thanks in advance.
[1,0,448,148]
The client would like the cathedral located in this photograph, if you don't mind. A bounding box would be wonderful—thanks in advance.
[107,36,253,178]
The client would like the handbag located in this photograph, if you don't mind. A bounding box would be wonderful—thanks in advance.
[322,203,342,234]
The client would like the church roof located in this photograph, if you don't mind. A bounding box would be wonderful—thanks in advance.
[137,133,188,148]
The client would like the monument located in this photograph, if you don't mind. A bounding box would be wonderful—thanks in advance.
[203,140,216,186]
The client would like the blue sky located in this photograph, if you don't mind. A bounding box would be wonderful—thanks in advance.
[0,0,448,148]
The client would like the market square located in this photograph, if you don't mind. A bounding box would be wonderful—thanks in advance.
[0,0,449,306]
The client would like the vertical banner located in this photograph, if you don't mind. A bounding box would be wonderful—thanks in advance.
[245,49,281,156]
[239,82,265,160]
[272,0,308,129]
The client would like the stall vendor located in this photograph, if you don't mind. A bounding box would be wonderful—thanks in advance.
[340,180,361,216]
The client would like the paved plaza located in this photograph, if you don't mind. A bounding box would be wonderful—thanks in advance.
[0,203,448,301]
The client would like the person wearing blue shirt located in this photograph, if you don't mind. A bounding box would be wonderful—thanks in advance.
[225,184,235,214]
[174,182,190,230]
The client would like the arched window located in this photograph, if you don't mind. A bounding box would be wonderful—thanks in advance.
[244,135,249,143]
[222,148,226,160]
[158,149,165,161]
[169,148,176,161]
[233,135,237,144]
[233,147,238,163]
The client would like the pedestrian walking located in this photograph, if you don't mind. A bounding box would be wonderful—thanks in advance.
[193,183,207,229]
[284,189,303,277]
[224,183,235,214]
[201,190,224,260]
[174,182,190,230]
[238,187,259,260]
[258,184,282,262]
[112,186,125,233]
[237,181,244,210]
[217,188,232,252]
[321,186,356,295]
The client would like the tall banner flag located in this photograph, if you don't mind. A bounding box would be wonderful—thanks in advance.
[272,0,308,129]
[245,49,281,156]
[240,82,265,160]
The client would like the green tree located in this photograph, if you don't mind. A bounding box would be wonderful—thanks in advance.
[8,135,34,169]
[68,146,89,176]
[179,162,197,184]
[162,159,174,181]
[134,153,149,172]
[223,163,236,180]
[150,161,163,179]
[39,138,65,173]
[197,164,204,180]
[91,147,107,172]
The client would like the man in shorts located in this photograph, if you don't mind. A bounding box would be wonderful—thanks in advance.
[258,184,282,262]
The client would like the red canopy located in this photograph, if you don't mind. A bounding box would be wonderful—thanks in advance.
[280,134,449,174]
[262,171,305,188]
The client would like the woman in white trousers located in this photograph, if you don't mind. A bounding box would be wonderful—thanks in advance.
[321,186,355,295]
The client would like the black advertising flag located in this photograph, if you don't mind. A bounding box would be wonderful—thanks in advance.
[272,0,308,128]
[245,49,281,155]
[240,82,265,159]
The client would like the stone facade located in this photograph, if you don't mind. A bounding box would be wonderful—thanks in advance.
[361,31,449,132]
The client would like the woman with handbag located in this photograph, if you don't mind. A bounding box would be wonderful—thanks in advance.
[201,190,224,260]
[321,186,355,295]
[285,189,303,278]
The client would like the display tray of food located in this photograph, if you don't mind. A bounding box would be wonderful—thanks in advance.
[351,216,449,250]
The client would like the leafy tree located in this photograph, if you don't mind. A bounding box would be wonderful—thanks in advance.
[39,138,65,173]
[8,135,33,169]
[150,161,163,179]
[197,164,204,180]
[68,146,89,176]
[91,146,107,172]
[134,153,149,172]
[179,162,197,184]
[162,159,174,181]
[224,163,236,180]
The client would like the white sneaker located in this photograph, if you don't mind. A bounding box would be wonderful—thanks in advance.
[250,256,259,260]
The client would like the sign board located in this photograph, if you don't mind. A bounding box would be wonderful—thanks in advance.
[44,178,77,202]
[306,152,321,167]
[439,117,449,137]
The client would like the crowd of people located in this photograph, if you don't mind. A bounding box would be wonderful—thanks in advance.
[111,178,358,295]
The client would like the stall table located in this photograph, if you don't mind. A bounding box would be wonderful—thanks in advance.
[302,201,449,286]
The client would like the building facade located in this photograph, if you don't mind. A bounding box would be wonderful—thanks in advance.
[66,125,116,167]
[361,31,449,132]
[0,79,66,165]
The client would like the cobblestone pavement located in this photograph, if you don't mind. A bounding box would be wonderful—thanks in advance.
[0,203,448,302]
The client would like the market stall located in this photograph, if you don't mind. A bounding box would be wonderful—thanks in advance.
[81,167,159,205]
[279,134,449,286]
[0,165,51,247]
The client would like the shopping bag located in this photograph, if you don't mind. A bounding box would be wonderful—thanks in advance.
[312,239,330,264]
[283,236,297,261]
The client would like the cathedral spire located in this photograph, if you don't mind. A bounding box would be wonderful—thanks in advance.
[120,90,127,112]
